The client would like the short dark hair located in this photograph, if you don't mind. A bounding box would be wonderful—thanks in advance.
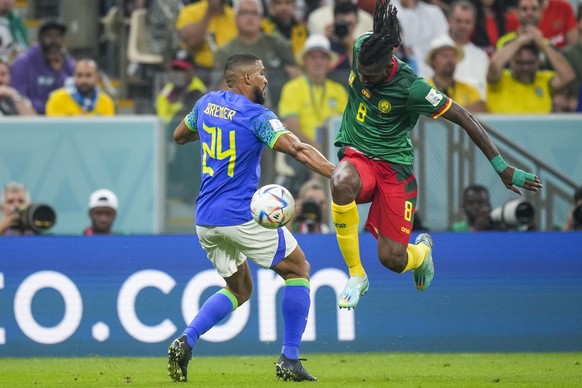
[464,184,489,197]
[450,0,477,18]
[224,53,261,86]
[334,1,358,17]
[38,19,67,38]
[574,186,582,202]
[224,53,261,75]
[357,0,401,67]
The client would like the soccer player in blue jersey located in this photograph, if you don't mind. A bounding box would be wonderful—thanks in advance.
[331,0,543,310]
[167,53,334,382]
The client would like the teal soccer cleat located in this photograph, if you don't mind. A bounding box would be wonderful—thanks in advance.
[337,275,369,310]
[413,233,434,290]
[167,335,192,382]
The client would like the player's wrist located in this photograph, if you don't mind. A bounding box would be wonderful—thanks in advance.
[489,155,508,174]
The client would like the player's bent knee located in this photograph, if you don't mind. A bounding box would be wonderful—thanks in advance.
[331,174,360,202]
[286,256,311,279]
[273,252,311,280]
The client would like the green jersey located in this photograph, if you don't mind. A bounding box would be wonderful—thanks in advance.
[334,33,452,165]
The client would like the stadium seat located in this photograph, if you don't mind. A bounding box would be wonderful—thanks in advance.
[127,8,163,65]
[100,6,120,42]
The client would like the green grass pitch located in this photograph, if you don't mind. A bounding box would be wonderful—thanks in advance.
[2,353,581,387]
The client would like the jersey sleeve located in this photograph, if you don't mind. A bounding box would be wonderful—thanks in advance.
[407,77,452,119]
[184,99,202,131]
[251,110,291,149]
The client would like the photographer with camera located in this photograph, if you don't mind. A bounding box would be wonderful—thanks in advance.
[327,1,359,72]
[562,186,582,231]
[291,179,331,234]
[451,184,494,232]
[0,181,56,236]
[451,184,536,232]
[307,0,373,42]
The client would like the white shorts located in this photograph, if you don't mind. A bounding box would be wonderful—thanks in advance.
[196,220,298,278]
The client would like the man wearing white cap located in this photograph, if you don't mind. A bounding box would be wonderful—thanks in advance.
[84,189,118,235]
[276,34,348,195]
[425,35,486,113]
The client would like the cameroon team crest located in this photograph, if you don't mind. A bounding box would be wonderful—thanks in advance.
[378,99,391,113]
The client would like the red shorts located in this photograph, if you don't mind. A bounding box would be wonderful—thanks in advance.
[342,147,418,245]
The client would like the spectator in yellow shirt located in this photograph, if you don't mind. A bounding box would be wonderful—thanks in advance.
[175,0,237,72]
[276,34,348,195]
[45,59,115,116]
[261,0,308,57]
[487,28,574,113]
[156,50,206,125]
[425,35,487,113]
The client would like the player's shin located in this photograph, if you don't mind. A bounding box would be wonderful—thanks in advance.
[183,289,237,348]
[332,201,366,276]
[281,279,311,360]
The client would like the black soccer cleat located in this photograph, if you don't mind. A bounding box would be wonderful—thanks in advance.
[275,354,318,382]
[167,335,192,382]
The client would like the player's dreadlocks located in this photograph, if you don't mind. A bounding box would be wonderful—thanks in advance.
[358,0,402,67]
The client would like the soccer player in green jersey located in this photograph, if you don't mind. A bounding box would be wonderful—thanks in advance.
[331,0,543,310]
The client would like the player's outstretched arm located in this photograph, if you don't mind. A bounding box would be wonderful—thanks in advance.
[272,132,335,178]
[174,118,200,145]
[441,102,543,195]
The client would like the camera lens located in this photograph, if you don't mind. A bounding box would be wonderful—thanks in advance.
[20,203,57,233]
[334,22,349,39]
[490,199,534,228]
[514,201,535,224]
[300,199,322,222]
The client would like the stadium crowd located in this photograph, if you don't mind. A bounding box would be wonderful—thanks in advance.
[2,0,580,117]
[0,0,580,234]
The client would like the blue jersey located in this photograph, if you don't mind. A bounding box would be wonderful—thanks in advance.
[185,90,290,226]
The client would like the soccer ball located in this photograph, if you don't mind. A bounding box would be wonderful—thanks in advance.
[250,184,295,229]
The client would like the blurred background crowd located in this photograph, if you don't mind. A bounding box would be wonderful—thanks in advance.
[0,0,581,235]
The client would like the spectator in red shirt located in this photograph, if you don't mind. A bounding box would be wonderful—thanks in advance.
[497,0,577,51]
[496,0,545,51]
[539,0,578,49]
[472,0,519,56]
